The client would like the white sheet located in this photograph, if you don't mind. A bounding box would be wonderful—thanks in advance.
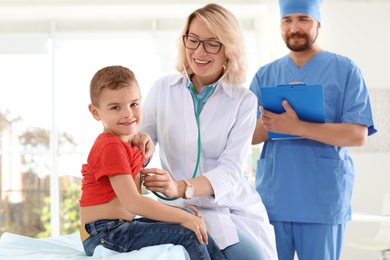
[0,232,190,260]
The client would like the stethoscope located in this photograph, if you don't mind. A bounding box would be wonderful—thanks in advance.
[153,68,226,201]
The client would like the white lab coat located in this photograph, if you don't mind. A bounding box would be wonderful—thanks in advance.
[139,74,277,260]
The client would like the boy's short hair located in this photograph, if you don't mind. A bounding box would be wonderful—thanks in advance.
[90,65,138,107]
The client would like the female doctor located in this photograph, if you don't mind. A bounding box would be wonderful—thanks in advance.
[139,3,277,260]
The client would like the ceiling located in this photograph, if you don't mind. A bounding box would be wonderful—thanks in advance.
[0,1,269,33]
[0,0,388,34]
[1,0,389,21]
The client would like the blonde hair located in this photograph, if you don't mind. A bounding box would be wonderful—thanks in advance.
[90,65,138,107]
[175,3,246,85]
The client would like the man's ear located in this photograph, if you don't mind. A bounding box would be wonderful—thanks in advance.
[88,104,101,121]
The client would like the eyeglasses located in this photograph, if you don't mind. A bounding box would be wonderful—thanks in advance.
[182,35,223,54]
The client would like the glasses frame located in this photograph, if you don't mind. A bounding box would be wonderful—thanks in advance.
[182,35,223,54]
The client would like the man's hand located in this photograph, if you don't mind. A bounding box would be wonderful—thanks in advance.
[260,100,301,136]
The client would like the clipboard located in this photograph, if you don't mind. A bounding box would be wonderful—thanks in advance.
[260,84,325,140]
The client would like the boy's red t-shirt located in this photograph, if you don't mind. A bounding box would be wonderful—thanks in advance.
[79,133,145,207]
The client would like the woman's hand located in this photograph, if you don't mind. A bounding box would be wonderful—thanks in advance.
[141,168,181,198]
[129,132,155,158]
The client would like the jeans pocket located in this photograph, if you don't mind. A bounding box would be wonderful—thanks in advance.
[106,219,127,232]
[83,232,107,256]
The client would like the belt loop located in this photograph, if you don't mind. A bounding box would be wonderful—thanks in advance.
[89,221,97,234]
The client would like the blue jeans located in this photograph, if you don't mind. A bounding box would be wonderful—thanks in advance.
[82,218,224,260]
[221,226,268,260]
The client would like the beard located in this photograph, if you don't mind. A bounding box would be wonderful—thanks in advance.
[284,31,318,52]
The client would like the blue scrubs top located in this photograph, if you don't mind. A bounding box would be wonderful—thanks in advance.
[249,51,377,224]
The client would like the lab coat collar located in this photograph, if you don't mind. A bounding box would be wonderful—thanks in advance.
[168,73,235,99]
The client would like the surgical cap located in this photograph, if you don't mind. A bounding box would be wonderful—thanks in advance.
[279,0,322,23]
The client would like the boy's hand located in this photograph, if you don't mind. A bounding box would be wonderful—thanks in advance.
[129,132,155,158]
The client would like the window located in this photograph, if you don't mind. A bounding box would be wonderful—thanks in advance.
[0,15,260,238]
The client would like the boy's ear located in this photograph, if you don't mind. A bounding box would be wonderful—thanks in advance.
[88,104,101,121]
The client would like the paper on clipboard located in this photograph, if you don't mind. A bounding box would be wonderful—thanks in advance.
[260,84,325,140]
